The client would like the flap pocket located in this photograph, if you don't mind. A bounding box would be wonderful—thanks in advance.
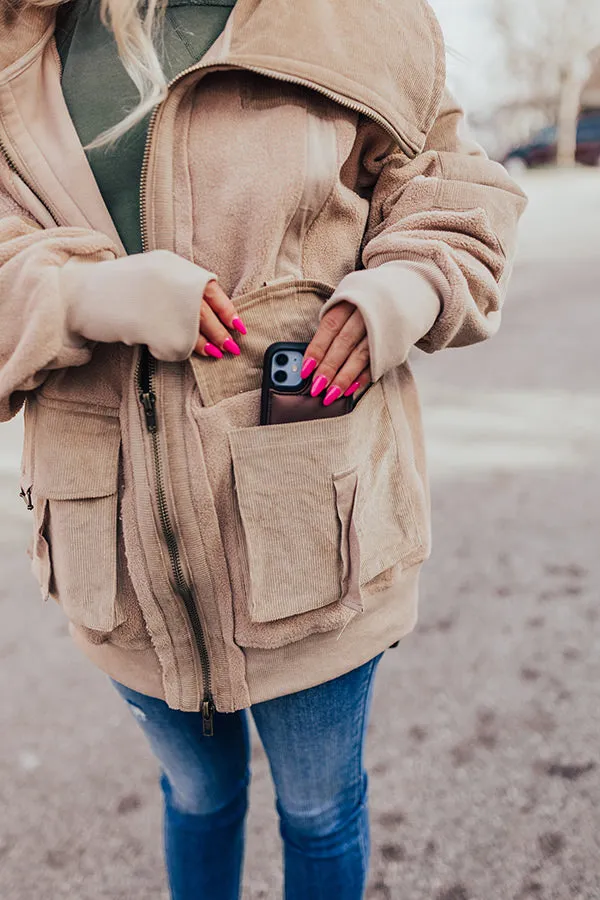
[230,426,343,622]
[229,379,428,629]
[26,401,124,633]
[32,402,120,499]
[190,279,335,407]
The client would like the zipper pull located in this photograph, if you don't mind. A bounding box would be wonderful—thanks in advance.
[19,485,33,510]
[201,698,215,737]
[139,390,157,433]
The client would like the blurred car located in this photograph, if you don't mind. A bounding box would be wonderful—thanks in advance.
[502,113,600,173]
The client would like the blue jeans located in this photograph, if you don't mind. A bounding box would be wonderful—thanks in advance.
[112,651,384,900]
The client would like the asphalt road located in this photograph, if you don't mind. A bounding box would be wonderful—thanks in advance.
[1,169,599,900]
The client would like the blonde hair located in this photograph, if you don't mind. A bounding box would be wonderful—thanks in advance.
[18,0,168,147]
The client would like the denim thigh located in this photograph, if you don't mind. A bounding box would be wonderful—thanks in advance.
[250,653,384,834]
[113,651,383,821]
[112,681,251,815]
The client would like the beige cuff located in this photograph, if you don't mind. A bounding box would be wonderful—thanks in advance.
[61,250,217,362]
[320,260,442,381]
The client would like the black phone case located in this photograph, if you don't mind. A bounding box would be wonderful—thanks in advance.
[260,342,354,426]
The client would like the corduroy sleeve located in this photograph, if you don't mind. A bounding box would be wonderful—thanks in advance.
[0,169,215,422]
[0,184,117,421]
[320,88,529,381]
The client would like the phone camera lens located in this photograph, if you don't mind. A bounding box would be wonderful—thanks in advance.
[274,370,288,384]
[275,353,289,367]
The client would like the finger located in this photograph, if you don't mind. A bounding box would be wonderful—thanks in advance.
[309,308,367,396]
[197,304,240,356]
[300,301,355,378]
[194,334,223,359]
[322,339,371,406]
[204,280,247,335]
[343,368,371,397]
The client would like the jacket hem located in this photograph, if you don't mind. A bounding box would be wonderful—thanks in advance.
[244,561,420,706]
[69,561,421,711]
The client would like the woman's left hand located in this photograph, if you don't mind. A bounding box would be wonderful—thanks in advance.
[300,302,372,406]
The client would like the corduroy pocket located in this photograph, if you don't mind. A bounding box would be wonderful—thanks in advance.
[25,399,126,634]
[228,377,428,628]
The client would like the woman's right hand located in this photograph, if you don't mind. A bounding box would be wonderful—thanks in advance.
[61,250,246,362]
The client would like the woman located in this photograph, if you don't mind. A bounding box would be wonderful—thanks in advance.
[0,0,527,896]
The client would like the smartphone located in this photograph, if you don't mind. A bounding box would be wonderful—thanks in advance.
[260,342,355,426]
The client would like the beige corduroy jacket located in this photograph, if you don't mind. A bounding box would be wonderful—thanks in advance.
[0,0,527,721]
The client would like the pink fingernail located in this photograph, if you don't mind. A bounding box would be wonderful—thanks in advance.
[310,375,328,397]
[223,337,241,356]
[301,357,318,379]
[323,385,342,407]
[344,381,361,397]
[204,343,223,359]
[231,317,247,336]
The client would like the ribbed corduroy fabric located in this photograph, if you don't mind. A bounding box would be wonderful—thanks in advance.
[28,402,122,631]
[0,0,528,711]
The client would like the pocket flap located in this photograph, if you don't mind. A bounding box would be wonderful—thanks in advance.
[333,469,363,613]
[31,496,52,601]
[31,401,120,499]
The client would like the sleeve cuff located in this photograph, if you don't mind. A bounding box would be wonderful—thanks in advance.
[62,252,218,362]
[320,260,442,381]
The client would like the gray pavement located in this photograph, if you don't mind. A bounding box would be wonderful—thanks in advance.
[1,168,599,899]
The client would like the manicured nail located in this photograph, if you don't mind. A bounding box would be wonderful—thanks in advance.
[204,343,223,359]
[231,317,247,336]
[323,385,342,407]
[344,380,361,397]
[301,357,318,379]
[310,374,328,397]
[223,337,240,356]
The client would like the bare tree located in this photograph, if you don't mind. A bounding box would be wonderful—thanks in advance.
[492,0,600,166]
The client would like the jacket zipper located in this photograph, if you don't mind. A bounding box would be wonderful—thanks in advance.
[135,348,215,734]
[3,49,418,727]
[2,102,214,731]
[245,64,419,157]
[136,58,418,727]
[0,135,61,226]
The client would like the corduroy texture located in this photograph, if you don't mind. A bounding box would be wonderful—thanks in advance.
[228,378,426,622]
[0,3,48,71]
[0,0,527,711]
[189,280,333,405]
[189,285,429,659]
[24,399,125,632]
[227,0,446,151]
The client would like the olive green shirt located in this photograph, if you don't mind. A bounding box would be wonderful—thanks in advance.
[56,0,238,254]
